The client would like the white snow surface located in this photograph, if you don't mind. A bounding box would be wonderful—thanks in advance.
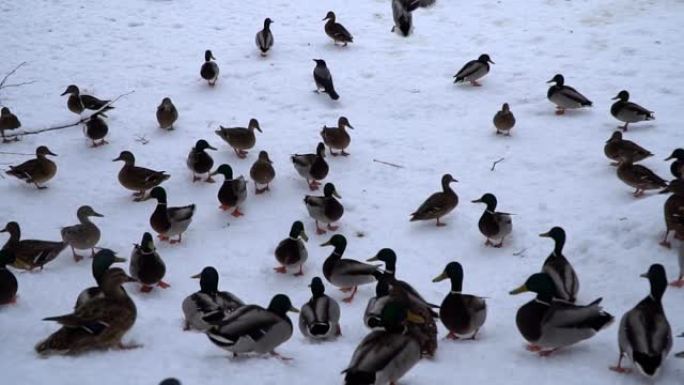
[1,0,683,384]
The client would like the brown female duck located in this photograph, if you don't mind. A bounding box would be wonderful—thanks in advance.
[61,205,104,262]
[323,11,353,46]
[249,150,275,194]
[5,145,57,189]
[659,179,684,248]
[156,97,178,130]
[493,103,515,135]
[321,116,354,156]
[617,156,667,197]
[215,118,262,159]
[410,174,458,226]
[113,151,170,201]
[1,221,66,271]
[604,131,652,166]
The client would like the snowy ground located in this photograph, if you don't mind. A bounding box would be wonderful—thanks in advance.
[1,0,683,383]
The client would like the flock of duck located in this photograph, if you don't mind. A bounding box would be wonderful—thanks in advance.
[1,2,683,384]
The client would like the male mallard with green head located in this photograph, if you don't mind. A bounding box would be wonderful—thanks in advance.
[611,90,654,131]
[546,74,592,115]
[321,235,378,303]
[211,164,247,217]
[0,107,21,142]
[305,182,343,234]
[274,221,308,276]
[200,50,219,86]
[183,266,244,331]
[453,54,494,87]
[144,187,195,244]
[130,232,169,293]
[299,277,341,339]
[186,139,217,183]
[472,193,513,247]
[74,249,126,310]
[433,261,487,340]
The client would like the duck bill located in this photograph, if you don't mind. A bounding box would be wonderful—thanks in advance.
[124,274,138,283]
[432,272,447,283]
[208,145,218,151]
[406,311,425,324]
[113,256,127,263]
[92,211,104,218]
[488,59,495,64]
[0,227,7,233]
[639,272,649,279]
[320,240,332,247]
[509,284,528,295]
[539,231,550,238]
[255,126,263,133]
[47,150,58,156]
[347,124,354,129]
[471,199,483,204]
[191,273,202,279]
[332,191,342,199]
[366,255,379,262]
[112,156,122,162]
[300,231,309,242]
[611,95,620,100]
[60,90,70,96]
[665,156,674,161]
[546,79,554,84]
[209,170,219,177]
[289,306,300,313]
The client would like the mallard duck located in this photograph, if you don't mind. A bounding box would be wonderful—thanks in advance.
[60,205,103,262]
[453,54,494,86]
[274,221,308,275]
[211,164,247,217]
[5,145,57,189]
[660,180,684,248]
[611,90,654,131]
[617,156,667,197]
[255,18,274,56]
[35,268,137,356]
[113,150,170,201]
[493,103,515,135]
[611,264,672,377]
[665,148,684,179]
[321,235,378,303]
[156,97,178,130]
[546,74,592,115]
[0,107,21,142]
[250,150,275,194]
[343,302,422,385]
[305,182,343,234]
[183,266,244,331]
[364,278,391,329]
[433,261,487,340]
[60,85,113,115]
[313,59,339,100]
[299,277,341,340]
[84,112,108,147]
[144,186,195,244]
[206,294,298,359]
[410,173,458,226]
[321,116,354,156]
[539,227,579,303]
[130,232,168,293]
[74,249,126,310]
[159,379,181,385]
[472,193,513,247]
[215,118,262,159]
[186,139,217,183]
[0,250,18,305]
[509,272,613,356]
[391,0,421,37]
[200,50,219,86]
[604,131,652,166]
[292,142,329,190]
[1,221,66,271]
[323,11,353,46]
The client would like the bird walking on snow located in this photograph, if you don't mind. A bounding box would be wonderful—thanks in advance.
[453,54,494,87]
[313,59,339,100]
[255,18,274,56]
[200,50,219,86]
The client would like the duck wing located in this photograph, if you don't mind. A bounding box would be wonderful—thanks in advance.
[207,305,280,344]
[167,204,195,222]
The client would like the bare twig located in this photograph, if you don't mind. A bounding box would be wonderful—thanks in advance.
[0,62,28,90]
[491,157,505,171]
[135,134,150,145]
[3,90,134,139]
[513,248,527,257]
[0,80,37,89]
[0,151,34,156]
[373,158,405,169]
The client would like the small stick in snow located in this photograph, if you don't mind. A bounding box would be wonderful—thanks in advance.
[491,157,505,171]
[513,248,527,257]
[0,62,31,90]
[135,134,150,145]
[373,159,405,169]
[0,151,34,156]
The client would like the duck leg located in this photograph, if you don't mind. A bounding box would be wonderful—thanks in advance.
[169,234,182,244]
[670,275,684,287]
[231,208,244,217]
[157,234,170,242]
[435,218,446,227]
[336,324,342,336]
[157,281,171,289]
[117,342,142,350]
[327,223,339,232]
[133,191,146,201]
[538,348,559,357]
[341,150,350,156]
[660,230,672,248]
[609,354,631,373]
[469,80,482,87]
[205,174,216,183]
[619,123,629,132]
[315,220,327,235]
[192,173,201,183]
[342,286,358,303]
[255,184,267,194]
[293,265,304,276]
[555,108,565,115]
[330,149,340,157]
[140,285,154,293]
[270,351,293,361]
[526,344,543,352]
[494,238,505,248]
[273,266,287,274]
[339,287,353,292]
[71,246,84,262]
[238,150,248,158]
[445,332,459,340]
[34,182,47,190]
[308,180,320,191]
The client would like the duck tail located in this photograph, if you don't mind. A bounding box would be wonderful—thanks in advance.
[633,351,663,377]
[309,322,331,336]
[583,100,593,107]
[343,370,376,385]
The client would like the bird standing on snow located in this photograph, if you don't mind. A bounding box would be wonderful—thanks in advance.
[1,221,66,271]
[616,155,667,197]
[472,193,513,247]
[391,0,421,37]
[211,164,247,217]
[215,118,262,159]
[250,150,275,194]
[603,131,652,166]
[0,250,18,305]
[433,261,487,340]
[183,266,244,331]
[305,182,343,234]
[299,277,341,340]
[200,50,219,86]
[611,90,654,131]
[546,74,592,115]
[453,54,494,86]
[665,148,684,179]
[144,186,195,244]
[130,232,169,293]
[60,84,113,115]
[255,18,274,56]
[410,174,458,226]
[84,112,109,147]
[320,235,378,303]
[5,145,57,189]
[74,249,126,310]
[0,107,21,142]
[186,139,217,183]
[313,59,339,100]
[274,221,308,276]
[321,116,354,156]
[60,205,103,262]
[113,150,170,201]
[493,103,515,135]
[539,227,579,303]
[323,11,353,46]
[660,179,684,248]
[156,97,178,130]
[292,142,329,190]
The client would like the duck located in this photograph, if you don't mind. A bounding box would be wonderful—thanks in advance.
[610,264,672,377]
[305,182,344,234]
[364,278,391,329]
[292,142,329,190]
[539,227,579,303]
[5,145,57,189]
[673,242,684,287]
[453,54,494,86]
[200,50,219,86]
[113,150,170,201]
[211,164,247,217]
[159,379,181,385]
[611,90,654,131]
[183,266,244,331]
[1,221,66,271]
[343,302,422,385]
[546,74,592,115]
[215,118,262,159]
[186,139,217,183]
[472,193,513,247]
[144,186,196,244]
[84,112,108,147]
[74,249,126,310]
[321,116,354,156]
[35,268,138,356]
[410,173,458,226]
[665,148,684,179]
[604,131,652,166]
[156,97,178,130]
[60,85,113,115]
[323,11,353,46]
[433,262,487,340]
[60,205,104,262]
[249,150,275,194]
[509,272,613,356]
[320,235,378,303]
[255,18,274,56]
[493,103,515,135]
[0,106,21,142]
[616,155,667,197]
[313,59,339,100]
[299,277,341,340]
[130,232,169,293]
[0,250,18,305]
[659,179,684,248]
[391,0,421,37]
[274,221,308,276]
[206,294,299,360]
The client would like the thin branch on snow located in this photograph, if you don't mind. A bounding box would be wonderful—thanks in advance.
[373,158,405,169]
[513,248,527,257]
[0,151,34,156]
[490,157,505,171]
[3,90,134,139]
[0,62,29,90]
[0,80,37,89]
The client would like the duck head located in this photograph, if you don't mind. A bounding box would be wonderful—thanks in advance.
[193,266,220,294]
[309,277,326,298]
[612,90,630,101]
[606,131,623,143]
[257,150,272,164]
[36,146,57,157]
[441,174,458,190]
[478,54,494,64]
[92,249,126,282]
[339,116,354,129]
[641,264,667,301]
[263,18,274,28]
[320,234,347,256]
[546,74,564,85]
[665,148,684,161]
[77,205,104,220]
[112,150,135,164]
[247,118,262,133]
[204,50,216,61]
[195,139,217,152]
[472,193,498,211]
[268,294,299,316]
[509,272,557,302]
[145,186,168,203]
[136,232,156,254]
[322,11,336,21]
[433,261,464,292]
[316,142,326,157]
[289,221,308,241]
[539,226,566,255]
[313,59,327,67]
[367,248,397,273]
[210,164,234,179]
[322,183,341,198]
[60,84,80,96]
[0,221,20,238]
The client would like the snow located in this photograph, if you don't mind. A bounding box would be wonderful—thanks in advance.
[1,0,683,384]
